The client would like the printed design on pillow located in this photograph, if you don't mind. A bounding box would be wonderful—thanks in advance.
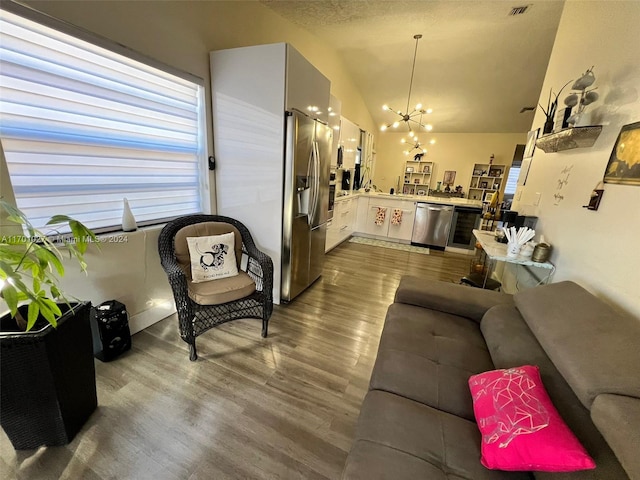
[470,367,550,448]
[195,242,229,271]
[187,232,238,283]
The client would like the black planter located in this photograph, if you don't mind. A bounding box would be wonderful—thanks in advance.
[543,118,555,134]
[0,302,97,450]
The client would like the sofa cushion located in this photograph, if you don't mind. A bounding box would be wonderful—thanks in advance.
[370,303,494,420]
[469,365,595,472]
[342,390,530,480]
[591,394,640,480]
[482,304,631,480]
[514,281,640,409]
[395,276,513,323]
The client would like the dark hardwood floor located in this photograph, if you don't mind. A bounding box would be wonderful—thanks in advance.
[1,240,470,480]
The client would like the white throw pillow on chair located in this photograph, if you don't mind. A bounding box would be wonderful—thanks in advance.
[187,232,239,283]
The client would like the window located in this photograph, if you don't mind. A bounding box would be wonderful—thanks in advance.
[504,161,521,196]
[0,6,207,232]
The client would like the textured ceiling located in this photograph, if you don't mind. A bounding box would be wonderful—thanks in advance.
[261,0,565,133]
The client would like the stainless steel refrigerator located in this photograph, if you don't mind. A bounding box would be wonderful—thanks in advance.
[210,43,331,304]
[281,111,331,302]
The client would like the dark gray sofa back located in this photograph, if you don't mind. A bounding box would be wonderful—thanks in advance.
[514,281,640,409]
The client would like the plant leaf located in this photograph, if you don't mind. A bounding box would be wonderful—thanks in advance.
[1,282,19,317]
[26,302,40,331]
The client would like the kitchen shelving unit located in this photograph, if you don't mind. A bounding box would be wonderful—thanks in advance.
[402,160,432,195]
[468,163,506,202]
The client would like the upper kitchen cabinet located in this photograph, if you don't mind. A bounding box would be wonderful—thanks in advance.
[339,116,361,170]
[286,46,330,124]
[329,95,342,168]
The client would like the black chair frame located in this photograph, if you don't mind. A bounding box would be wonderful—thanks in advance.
[158,215,274,361]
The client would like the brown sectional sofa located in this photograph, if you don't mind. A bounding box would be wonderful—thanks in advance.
[342,277,640,480]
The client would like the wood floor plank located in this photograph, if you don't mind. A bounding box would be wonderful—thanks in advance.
[1,240,470,479]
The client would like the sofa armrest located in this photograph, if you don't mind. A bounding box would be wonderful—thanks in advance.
[394,276,513,322]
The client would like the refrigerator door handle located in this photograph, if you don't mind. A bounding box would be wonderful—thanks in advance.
[309,140,320,225]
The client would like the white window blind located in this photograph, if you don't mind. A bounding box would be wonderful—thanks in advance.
[0,8,205,232]
[504,165,521,195]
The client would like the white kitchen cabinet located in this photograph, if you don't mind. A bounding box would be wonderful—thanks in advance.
[362,198,416,240]
[325,196,357,251]
[387,204,416,241]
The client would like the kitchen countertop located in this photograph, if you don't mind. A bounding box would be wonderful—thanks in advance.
[335,191,483,207]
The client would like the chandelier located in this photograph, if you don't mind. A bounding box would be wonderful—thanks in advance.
[401,135,436,156]
[381,34,433,133]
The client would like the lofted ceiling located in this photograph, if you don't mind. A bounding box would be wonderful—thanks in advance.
[260,0,565,134]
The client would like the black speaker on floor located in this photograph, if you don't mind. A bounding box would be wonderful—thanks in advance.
[90,300,131,362]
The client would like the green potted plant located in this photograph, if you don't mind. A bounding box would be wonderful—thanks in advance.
[0,199,99,450]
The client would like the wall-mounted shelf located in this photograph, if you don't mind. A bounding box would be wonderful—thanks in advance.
[535,126,603,153]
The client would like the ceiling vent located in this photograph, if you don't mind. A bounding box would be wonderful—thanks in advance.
[509,5,530,16]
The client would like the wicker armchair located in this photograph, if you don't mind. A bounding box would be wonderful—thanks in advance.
[158,215,273,361]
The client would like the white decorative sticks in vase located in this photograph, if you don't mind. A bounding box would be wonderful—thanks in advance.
[503,227,536,258]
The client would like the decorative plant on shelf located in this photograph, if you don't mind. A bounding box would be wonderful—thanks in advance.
[0,199,98,331]
[564,66,599,127]
[539,80,573,134]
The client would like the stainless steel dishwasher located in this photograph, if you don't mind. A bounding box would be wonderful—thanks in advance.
[411,203,454,250]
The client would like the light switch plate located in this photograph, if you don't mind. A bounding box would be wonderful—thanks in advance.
[516,190,522,201]
[534,192,542,206]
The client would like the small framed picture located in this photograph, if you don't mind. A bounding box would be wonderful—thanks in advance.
[483,191,493,202]
[422,165,430,173]
[443,170,456,185]
[480,181,488,188]
[405,166,414,173]
[473,169,483,176]
[403,185,411,194]
[414,178,421,184]
[489,168,502,177]
[416,188,427,196]
[524,128,539,159]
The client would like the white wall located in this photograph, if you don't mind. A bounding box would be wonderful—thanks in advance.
[512,0,640,319]
[374,132,526,194]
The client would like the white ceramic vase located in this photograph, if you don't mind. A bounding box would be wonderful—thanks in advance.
[121,198,138,232]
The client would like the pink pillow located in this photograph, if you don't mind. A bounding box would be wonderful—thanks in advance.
[468,365,596,472]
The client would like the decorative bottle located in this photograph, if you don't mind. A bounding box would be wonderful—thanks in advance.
[121,198,138,232]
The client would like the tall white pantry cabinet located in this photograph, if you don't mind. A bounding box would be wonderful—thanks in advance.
[210,43,330,304]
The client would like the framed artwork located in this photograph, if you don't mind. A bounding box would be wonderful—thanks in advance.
[604,121,640,185]
[405,166,414,173]
[422,165,430,173]
[517,157,532,186]
[524,128,539,159]
[414,178,421,184]
[443,170,456,185]
[402,185,411,194]
[480,181,488,188]
[482,191,494,202]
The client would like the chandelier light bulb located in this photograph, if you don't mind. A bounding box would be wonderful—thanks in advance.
[380,125,387,131]
[392,121,400,128]
[400,138,406,143]
[425,124,433,131]
[430,139,436,144]
[426,108,433,114]
[415,103,422,110]
[382,104,389,111]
